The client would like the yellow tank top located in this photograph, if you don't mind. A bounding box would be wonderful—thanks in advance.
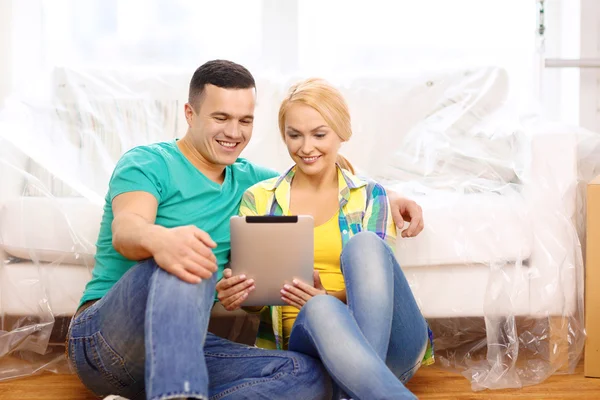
[281,211,344,348]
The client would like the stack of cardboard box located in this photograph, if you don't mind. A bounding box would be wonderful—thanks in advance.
[586,175,600,377]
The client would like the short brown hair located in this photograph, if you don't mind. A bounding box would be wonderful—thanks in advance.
[188,60,255,108]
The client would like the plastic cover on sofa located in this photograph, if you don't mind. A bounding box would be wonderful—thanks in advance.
[0,66,598,391]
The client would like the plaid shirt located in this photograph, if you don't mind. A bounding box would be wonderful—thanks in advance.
[238,165,434,367]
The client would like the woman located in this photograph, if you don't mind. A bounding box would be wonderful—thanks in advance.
[217,78,434,400]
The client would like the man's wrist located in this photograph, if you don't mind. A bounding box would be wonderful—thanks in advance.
[387,189,399,202]
[141,224,166,255]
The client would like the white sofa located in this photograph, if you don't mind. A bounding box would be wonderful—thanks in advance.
[0,66,585,389]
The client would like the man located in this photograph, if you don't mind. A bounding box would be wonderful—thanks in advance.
[67,60,424,400]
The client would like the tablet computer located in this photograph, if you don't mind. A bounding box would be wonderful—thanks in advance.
[229,215,314,306]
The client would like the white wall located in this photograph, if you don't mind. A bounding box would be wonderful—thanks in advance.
[543,0,600,133]
[580,0,600,133]
[1,0,596,133]
[0,0,12,105]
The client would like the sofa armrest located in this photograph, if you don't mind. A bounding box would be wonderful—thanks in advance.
[522,128,577,216]
[523,128,580,316]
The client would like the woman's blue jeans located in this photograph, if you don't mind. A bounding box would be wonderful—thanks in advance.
[289,232,428,400]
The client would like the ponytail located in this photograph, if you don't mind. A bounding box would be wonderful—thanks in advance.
[336,154,355,174]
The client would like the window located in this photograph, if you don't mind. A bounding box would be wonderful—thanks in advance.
[297,0,537,106]
[41,0,263,71]
[6,0,568,115]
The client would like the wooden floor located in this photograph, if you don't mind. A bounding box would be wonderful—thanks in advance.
[1,361,599,400]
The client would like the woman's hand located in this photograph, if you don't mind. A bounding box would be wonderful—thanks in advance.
[216,268,255,311]
[281,270,327,310]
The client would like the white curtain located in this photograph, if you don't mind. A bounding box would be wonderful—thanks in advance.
[34,0,537,101]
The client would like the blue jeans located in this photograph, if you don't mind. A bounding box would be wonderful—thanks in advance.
[67,259,332,400]
[288,232,428,400]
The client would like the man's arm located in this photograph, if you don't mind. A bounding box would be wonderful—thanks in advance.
[112,191,161,260]
[111,191,218,283]
[387,189,424,238]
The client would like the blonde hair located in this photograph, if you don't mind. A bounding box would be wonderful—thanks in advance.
[278,78,354,174]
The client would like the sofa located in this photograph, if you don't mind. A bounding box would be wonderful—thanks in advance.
[0,65,586,390]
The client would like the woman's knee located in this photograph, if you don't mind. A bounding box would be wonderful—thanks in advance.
[343,232,393,262]
[304,294,343,311]
[301,295,346,324]
[348,231,385,250]
[341,232,396,281]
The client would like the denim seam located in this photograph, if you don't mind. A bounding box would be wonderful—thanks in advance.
[88,335,131,389]
[385,243,429,381]
[203,351,298,360]
[71,299,103,327]
[208,371,289,400]
[68,338,105,398]
[292,322,320,375]
[147,268,212,400]
[339,251,356,319]
[95,331,137,384]
[68,339,87,390]
[397,361,422,384]
[65,313,74,361]
[396,333,428,384]
[205,349,301,400]
[146,266,158,398]
[151,392,208,400]
[204,350,300,372]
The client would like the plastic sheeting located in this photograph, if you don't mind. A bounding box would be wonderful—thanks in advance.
[0,66,598,391]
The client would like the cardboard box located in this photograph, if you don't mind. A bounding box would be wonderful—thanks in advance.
[585,175,600,377]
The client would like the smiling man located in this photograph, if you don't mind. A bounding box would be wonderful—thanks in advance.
[66,60,423,400]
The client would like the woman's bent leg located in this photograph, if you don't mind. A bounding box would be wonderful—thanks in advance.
[288,295,417,400]
[341,232,428,382]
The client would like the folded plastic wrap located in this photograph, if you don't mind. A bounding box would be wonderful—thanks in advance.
[0,66,598,392]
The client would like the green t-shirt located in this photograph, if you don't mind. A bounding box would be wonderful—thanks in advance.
[80,140,278,306]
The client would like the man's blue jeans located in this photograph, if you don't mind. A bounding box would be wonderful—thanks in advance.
[67,259,332,400]
[289,232,428,400]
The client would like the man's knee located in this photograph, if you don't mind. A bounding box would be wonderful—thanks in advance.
[151,261,217,301]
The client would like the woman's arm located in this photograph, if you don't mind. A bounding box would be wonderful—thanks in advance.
[363,182,397,248]
[239,189,260,218]
[327,290,347,303]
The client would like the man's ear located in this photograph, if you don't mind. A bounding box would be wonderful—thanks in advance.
[184,103,195,126]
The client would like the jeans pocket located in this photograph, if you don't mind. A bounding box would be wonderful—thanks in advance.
[71,331,137,395]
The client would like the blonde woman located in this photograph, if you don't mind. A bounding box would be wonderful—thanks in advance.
[217,79,434,400]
